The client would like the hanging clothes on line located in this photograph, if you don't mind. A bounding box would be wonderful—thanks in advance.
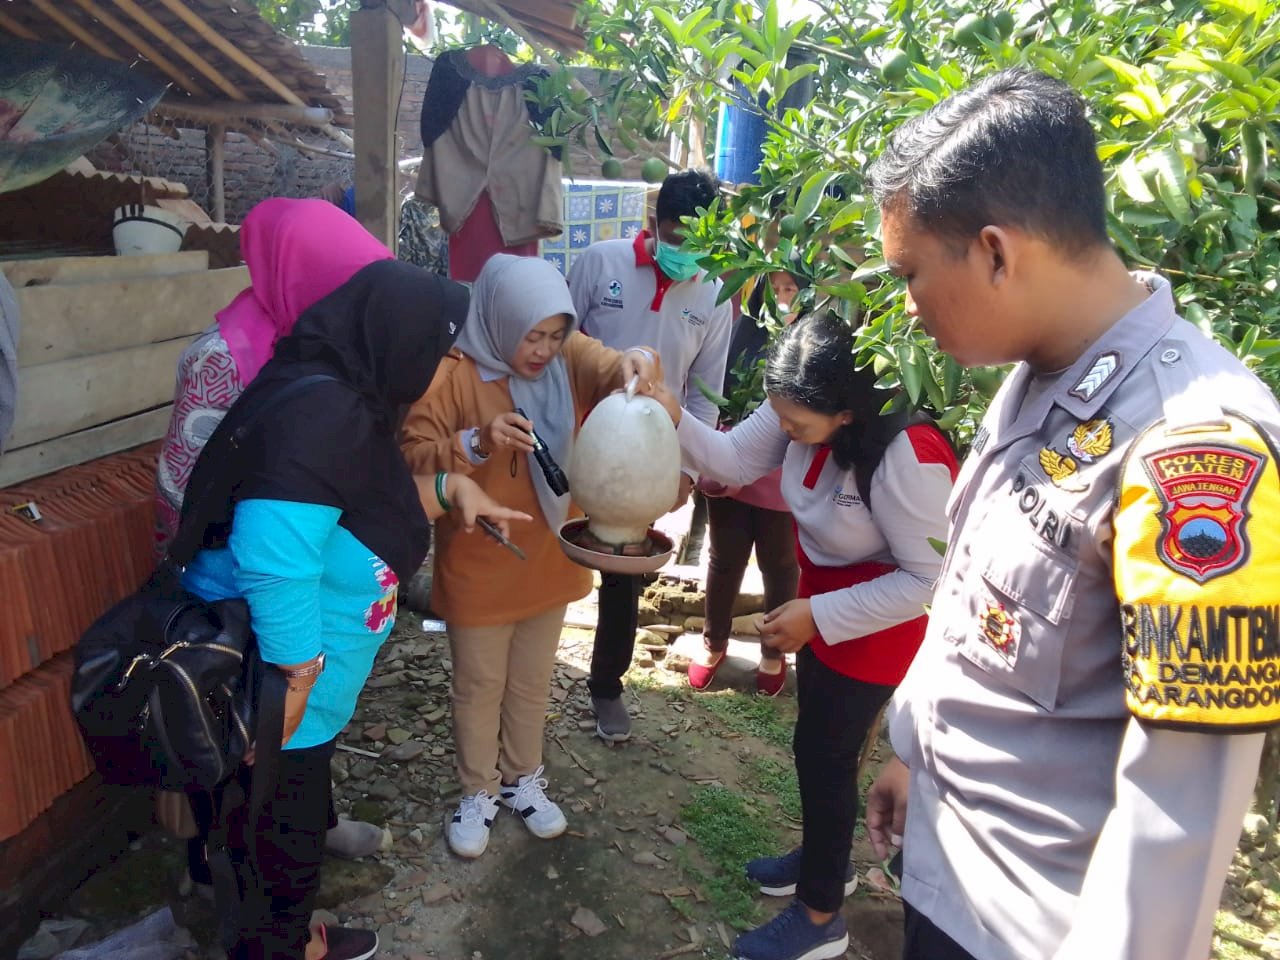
[415,46,564,280]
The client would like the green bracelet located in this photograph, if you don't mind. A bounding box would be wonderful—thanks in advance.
[435,472,452,512]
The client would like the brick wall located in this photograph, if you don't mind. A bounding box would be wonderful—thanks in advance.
[86,47,661,226]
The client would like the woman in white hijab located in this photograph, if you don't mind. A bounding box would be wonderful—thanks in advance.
[401,254,661,859]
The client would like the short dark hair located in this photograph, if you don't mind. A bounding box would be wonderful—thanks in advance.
[656,168,721,224]
[765,313,899,485]
[868,67,1108,254]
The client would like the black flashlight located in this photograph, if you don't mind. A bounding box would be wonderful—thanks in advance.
[515,407,570,497]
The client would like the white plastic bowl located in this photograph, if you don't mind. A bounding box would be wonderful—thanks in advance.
[112,204,189,256]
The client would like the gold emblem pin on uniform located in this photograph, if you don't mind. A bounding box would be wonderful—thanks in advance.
[1038,447,1079,487]
[1066,418,1113,463]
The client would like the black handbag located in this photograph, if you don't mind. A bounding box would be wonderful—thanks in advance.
[70,374,338,792]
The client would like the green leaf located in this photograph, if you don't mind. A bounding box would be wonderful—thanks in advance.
[922,357,947,412]
[763,0,779,48]
[829,201,863,231]
[794,171,839,222]
[715,268,753,305]
[1242,122,1268,195]
[692,374,729,409]
[650,6,683,42]
[1097,55,1143,87]
[819,279,868,301]
[936,405,967,430]
[927,536,948,557]
[1153,146,1193,225]
[593,124,614,158]
[896,343,924,405]
[667,87,690,123]
[1116,155,1155,203]
[941,355,962,404]
[1207,58,1254,87]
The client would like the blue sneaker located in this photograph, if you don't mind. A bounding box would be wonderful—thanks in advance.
[745,847,858,898]
[733,901,849,960]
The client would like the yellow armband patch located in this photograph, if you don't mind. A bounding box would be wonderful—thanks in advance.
[1116,414,1280,731]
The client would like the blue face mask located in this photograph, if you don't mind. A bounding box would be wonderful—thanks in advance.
[654,240,701,282]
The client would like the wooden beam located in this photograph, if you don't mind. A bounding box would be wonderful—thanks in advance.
[350,5,404,249]
[1,250,208,289]
[0,407,171,488]
[109,0,246,101]
[154,97,334,127]
[14,266,246,369]
[8,338,194,450]
[475,0,589,84]
[0,10,39,39]
[205,124,226,223]
[67,0,208,96]
[359,0,420,25]
[28,0,121,61]
[152,0,306,106]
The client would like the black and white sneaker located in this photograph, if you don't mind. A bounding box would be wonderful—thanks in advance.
[500,765,568,839]
[446,790,499,858]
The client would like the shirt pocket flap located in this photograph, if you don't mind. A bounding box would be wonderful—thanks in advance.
[950,546,1078,711]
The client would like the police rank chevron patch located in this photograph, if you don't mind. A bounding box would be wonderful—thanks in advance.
[1115,414,1280,730]
[1069,351,1120,402]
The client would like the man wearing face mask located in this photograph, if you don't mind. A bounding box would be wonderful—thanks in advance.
[568,168,733,742]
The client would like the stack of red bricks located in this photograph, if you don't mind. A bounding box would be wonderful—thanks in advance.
[0,443,160,840]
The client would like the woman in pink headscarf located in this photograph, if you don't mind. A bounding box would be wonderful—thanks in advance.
[155,198,393,551]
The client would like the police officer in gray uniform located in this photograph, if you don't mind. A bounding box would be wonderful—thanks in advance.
[864,68,1280,960]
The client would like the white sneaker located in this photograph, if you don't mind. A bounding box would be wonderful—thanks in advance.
[499,765,568,839]
[446,790,500,858]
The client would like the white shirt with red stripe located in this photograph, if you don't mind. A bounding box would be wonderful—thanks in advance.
[567,231,733,429]
[676,400,957,647]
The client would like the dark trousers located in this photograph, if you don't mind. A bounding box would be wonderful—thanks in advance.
[588,572,643,699]
[903,901,978,960]
[189,740,337,959]
[794,646,895,913]
[703,497,798,658]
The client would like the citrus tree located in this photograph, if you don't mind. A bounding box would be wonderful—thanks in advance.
[535,0,1280,449]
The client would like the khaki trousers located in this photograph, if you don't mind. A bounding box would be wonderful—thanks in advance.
[448,604,567,795]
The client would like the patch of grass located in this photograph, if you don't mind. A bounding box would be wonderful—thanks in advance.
[697,689,795,750]
[745,756,801,821]
[679,784,782,928]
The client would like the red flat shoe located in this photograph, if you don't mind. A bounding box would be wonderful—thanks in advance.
[756,660,788,697]
[687,649,727,690]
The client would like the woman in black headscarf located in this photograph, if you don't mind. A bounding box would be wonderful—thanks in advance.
[181,260,529,960]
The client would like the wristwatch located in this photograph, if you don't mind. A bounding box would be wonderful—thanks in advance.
[469,429,489,461]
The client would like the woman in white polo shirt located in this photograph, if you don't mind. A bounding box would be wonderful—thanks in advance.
[650,312,957,960]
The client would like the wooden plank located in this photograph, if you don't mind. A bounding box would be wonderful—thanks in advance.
[29,0,122,61]
[1,251,209,289]
[206,125,226,224]
[7,339,190,450]
[15,266,247,368]
[0,407,170,488]
[351,5,404,249]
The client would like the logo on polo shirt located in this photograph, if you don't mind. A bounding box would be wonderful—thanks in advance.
[831,484,862,508]
[601,278,624,309]
[681,307,706,327]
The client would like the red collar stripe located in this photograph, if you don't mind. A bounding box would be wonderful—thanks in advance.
[633,229,674,311]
